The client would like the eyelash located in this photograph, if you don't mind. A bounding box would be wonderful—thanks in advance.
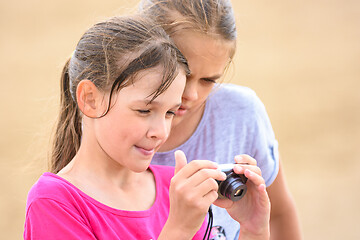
[202,78,216,83]
[166,111,176,116]
[137,110,176,116]
[137,109,150,114]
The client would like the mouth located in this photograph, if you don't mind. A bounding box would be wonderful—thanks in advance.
[175,105,188,116]
[135,145,155,156]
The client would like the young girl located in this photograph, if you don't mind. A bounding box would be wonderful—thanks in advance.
[24,15,271,239]
[139,0,302,239]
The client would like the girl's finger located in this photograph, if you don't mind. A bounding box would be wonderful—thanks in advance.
[193,177,220,198]
[202,190,219,206]
[174,150,188,175]
[187,168,226,187]
[175,159,219,179]
[244,169,265,187]
[233,164,262,176]
[257,184,271,210]
[234,154,257,166]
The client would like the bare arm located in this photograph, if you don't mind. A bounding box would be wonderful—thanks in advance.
[267,160,303,240]
[158,151,226,240]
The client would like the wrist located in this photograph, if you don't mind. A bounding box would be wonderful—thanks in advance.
[158,220,197,240]
[238,227,270,240]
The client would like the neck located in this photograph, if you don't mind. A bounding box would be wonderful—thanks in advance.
[59,135,141,188]
[57,131,156,211]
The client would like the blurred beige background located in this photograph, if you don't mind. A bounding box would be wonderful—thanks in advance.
[1,0,359,239]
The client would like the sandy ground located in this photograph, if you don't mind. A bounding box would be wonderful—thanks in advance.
[1,0,359,239]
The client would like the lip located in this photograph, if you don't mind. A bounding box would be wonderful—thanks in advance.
[175,105,188,116]
[135,145,155,156]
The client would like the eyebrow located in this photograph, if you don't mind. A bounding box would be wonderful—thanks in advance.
[202,74,222,80]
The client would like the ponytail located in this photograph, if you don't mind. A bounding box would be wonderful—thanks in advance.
[50,58,82,173]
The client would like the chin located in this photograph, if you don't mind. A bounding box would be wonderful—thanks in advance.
[132,164,151,173]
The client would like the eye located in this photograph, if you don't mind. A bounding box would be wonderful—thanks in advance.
[166,111,176,117]
[137,109,150,114]
[202,78,217,84]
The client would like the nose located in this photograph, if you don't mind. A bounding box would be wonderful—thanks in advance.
[147,117,169,140]
[182,78,198,102]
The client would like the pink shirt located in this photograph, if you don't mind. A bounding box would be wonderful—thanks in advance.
[24,165,207,239]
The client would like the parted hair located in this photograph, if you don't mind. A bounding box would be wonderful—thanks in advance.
[139,0,237,56]
[51,15,189,173]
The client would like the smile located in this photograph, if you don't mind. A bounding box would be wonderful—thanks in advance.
[135,146,155,156]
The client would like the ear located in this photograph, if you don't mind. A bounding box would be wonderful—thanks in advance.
[76,80,106,118]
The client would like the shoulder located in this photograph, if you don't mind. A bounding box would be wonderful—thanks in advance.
[25,173,87,226]
[207,83,268,122]
[209,83,264,112]
[211,83,257,103]
[24,174,95,239]
[26,173,80,208]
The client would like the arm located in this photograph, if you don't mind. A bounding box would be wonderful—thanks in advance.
[158,150,226,240]
[267,160,303,240]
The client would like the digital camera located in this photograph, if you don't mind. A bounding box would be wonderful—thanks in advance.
[217,164,248,201]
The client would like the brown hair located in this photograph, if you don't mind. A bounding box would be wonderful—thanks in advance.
[139,0,237,57]
[50,15,189,173]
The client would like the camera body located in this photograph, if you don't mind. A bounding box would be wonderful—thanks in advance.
[216,164,248,201]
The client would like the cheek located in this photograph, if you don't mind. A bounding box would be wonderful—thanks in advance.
[113,118,145,139]
[165,119,172,135]
[198,84,214,100]
[96,114,143,144]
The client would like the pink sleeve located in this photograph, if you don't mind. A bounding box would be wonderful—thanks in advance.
[24,198,97,240]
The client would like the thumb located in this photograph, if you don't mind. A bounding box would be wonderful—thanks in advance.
[174,150,187,175]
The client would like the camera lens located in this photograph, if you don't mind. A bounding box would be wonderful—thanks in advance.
[234,189,244,197]
[218,173,247,201]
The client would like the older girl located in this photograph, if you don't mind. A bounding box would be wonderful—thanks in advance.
[139,0,302,239]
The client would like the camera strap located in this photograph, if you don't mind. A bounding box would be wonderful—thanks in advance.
[203,205,213,240]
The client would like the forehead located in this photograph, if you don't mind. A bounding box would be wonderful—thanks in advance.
[118,66,185,103]
[171,31,234,76]
[172,30,235,56]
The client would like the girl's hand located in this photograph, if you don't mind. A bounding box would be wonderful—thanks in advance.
[214,155,270,239]
[160,150,226,239]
